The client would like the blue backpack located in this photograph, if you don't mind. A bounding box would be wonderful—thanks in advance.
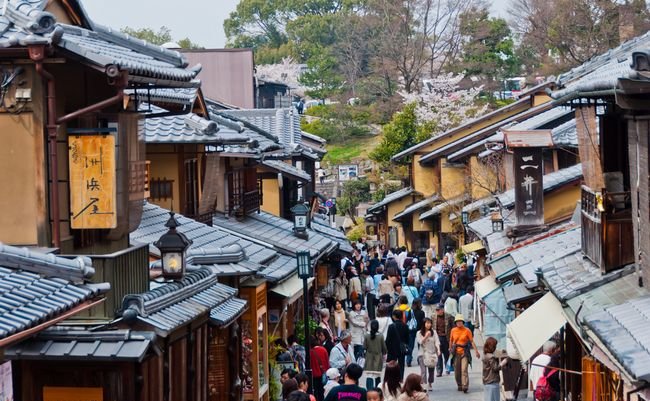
[421,279,438,304]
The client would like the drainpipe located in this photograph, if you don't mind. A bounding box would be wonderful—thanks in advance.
[28,45,128,248]
[29,45,61,248]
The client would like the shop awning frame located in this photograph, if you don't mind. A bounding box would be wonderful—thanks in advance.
[270,274,315,304]
[507,292,567,362]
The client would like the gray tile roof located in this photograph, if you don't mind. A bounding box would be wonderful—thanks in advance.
[462,197,497,214]
[209,111,282,156]
[259,254,297,282]
[131,202,273,273]
[0,1,199,85]
[565,268,649,320]
[467,210,515,254]
[143,105,250,145]
[507,106,574,131]
[220,108,302,148]
[5,329,152,362]
[121,267,243,336]
[514,227,582,286]
[393,195,440,221]
[447,133,503,162]
[212,211,336,262]
[496,164,583,208]
[128,87,198,106]
[311,215,354,254]
[210,297,248,327]
[0,242,110,340]
[542,250,637,302]
[552,31,650,102]
[420,195,468,220]
[262,160,311,182]
[551,119,578,147]
[367,187,415,214]
[584,295,650,382]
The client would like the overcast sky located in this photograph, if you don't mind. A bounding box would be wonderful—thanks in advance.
[83,0,511,48]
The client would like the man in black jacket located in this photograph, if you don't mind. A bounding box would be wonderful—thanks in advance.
[385,309,410,378]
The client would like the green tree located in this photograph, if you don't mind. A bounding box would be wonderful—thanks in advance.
[299,49,344,101]
[370,103,419,164]
[338,179,372,219]
[456,6,520,88]
[121,26,202,49]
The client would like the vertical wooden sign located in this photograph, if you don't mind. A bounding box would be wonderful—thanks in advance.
[513,148,544,226]
[68,134,117,229]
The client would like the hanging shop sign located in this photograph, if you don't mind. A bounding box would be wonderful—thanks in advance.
[68,131,117,229]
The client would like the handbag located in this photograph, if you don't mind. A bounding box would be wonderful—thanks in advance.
[424,352,437,367]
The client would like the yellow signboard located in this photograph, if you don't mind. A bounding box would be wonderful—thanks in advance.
[68,134,117,229]
[43,386,103,401]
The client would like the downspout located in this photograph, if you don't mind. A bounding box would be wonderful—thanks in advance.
[29,45,61,248]
[29,45,128,248]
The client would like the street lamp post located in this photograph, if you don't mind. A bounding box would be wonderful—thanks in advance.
[154,212,192,280]
[297,250,313,392]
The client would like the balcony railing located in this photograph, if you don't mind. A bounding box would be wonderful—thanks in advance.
[581,185,634,273]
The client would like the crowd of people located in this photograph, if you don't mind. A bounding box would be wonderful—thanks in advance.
[277,241,490,401]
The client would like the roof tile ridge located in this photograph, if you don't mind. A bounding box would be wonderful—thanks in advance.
[0,242,94,282]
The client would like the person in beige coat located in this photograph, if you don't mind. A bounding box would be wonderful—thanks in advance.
[415,317,441,390]
[397,374,428,401]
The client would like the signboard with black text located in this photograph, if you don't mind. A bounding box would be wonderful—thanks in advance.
[513,148,544,226]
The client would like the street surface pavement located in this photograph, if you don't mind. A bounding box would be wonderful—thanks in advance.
[361,331,485,401]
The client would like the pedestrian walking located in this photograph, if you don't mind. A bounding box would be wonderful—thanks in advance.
[334,300,347,338]
[386,309,409,379]
[283,379,299,401]
[296,373,317,401]
[397,374,428,401]
[324,368,340,398]
[311,336,330,401]
[323,363,367,401]
[449,313,481,393]
[316,327,335,354]
[406,262,423,289]
[318,168,325,184]
[483,336,508,401]
[319,309,335,341]
[364,320,387,390]
[416,317,440,390]
[376,304,391,340]
[459,286,475,334]
[433,303,454,376]
[334,271,349,308]
[406,298,424,367]
[420,273,440,318]
[329,330,356,371]
[443,289,459,316]
[529,341,556,396]
[382,361,402,401]
[363,270,376,319]
[349,300,369,360]
[367,387,383,401]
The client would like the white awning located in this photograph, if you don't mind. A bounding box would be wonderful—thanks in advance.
[270,274,315,304]
[506,293,566,362]
[475,275,499,299]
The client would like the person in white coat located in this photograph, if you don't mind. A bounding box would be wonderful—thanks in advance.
[416,317,441,390]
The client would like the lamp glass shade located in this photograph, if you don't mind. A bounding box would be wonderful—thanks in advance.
[295,215,307,230]
[162,251,184,275]
[297,250,312,278]
[461,211,469,225]
[492,219,504,232]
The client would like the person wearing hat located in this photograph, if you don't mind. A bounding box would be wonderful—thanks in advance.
[324,368,341,398]
[432,303,455,377]
[449,314,480,393]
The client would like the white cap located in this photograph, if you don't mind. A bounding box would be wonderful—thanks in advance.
[326,368,340,379]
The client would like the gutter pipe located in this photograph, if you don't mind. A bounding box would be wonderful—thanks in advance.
[28,44,128,248]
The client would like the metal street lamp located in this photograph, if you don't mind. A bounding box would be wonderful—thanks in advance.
[461,210,469,225]
[291,202,310,239]
[297,250,313,392]
[491,212,504,233]
[154,212,192,280]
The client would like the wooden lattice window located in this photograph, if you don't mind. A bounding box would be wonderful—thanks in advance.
[150,178,174,200]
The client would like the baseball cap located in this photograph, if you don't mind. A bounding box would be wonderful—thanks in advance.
[326,368,340,380]
[436,303,444,309]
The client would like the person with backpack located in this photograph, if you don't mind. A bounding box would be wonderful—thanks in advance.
[406,262,423,289]
[532,342,560,401]
[386,309,410,379]
[483,337,508,401]
[529,341,556,398]
[419,274,440,318]
[406,298,424,367]
[348,300,369,361]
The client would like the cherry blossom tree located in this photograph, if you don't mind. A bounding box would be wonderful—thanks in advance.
[255,57,307,97]
[399,73,487,141]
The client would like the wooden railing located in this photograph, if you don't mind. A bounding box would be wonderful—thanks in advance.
[581,185,634,273]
